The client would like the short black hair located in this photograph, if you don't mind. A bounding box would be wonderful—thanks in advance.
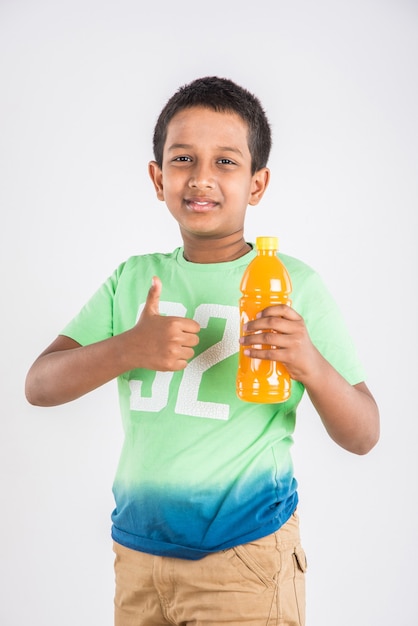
[152,76,272,174]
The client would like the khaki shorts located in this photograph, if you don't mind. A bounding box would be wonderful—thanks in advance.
[113,511,307,626]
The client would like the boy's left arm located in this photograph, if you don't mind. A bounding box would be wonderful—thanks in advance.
[240,305,380,455]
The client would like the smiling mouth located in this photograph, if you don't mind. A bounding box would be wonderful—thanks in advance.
[186,199,218,213]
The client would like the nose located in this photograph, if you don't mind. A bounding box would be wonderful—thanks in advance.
[188,162,215,189]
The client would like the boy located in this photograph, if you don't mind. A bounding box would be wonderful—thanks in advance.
[25,76,379,626]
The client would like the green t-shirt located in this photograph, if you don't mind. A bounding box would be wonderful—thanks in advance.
[62,246,365,559]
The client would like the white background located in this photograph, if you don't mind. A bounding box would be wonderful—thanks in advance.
[1,0,417,624]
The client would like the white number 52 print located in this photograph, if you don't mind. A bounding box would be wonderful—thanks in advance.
[129,302,239,420]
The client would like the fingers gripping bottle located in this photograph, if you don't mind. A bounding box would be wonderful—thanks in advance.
[236,236,292,403]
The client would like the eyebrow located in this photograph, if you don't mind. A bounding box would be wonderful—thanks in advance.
[167,143,244,157]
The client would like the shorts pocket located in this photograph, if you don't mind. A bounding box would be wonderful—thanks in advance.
[275,543,307,625]
[294,545,308,573]
[225,537,281,589]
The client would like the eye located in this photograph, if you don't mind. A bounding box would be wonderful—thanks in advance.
[217,158,236,165]
[173,155,192,162]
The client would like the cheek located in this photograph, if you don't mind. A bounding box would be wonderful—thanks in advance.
[232,180,253,204]
[161,176,183,197]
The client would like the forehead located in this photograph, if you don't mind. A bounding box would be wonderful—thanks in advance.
[165,106,250,149]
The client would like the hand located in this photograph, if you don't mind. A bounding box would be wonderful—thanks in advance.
[240,304,380,455]
[129,276,201,372]
[239,304,320,384]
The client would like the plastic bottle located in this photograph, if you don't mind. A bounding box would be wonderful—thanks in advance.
[236,236,292,403]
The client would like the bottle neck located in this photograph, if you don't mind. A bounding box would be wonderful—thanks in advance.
[257,249,277,256]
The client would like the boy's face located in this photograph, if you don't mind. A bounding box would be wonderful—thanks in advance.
[149,106,269,242]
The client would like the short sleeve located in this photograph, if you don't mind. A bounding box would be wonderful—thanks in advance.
[287,259,366,385]
[60,265,123,346]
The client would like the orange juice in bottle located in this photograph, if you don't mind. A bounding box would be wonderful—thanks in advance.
[236,236,292,403]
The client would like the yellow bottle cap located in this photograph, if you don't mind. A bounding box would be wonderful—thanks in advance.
[255,236,278,250]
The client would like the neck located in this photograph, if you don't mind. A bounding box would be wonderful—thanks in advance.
[181,232,252,264]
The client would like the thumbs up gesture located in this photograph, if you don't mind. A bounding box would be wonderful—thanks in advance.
[131,276,200,372]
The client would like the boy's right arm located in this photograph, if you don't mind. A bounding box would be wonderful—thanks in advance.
[25,277,200,407]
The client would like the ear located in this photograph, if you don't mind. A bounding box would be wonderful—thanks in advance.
[248,167,270,206]
[148,161,165,201]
